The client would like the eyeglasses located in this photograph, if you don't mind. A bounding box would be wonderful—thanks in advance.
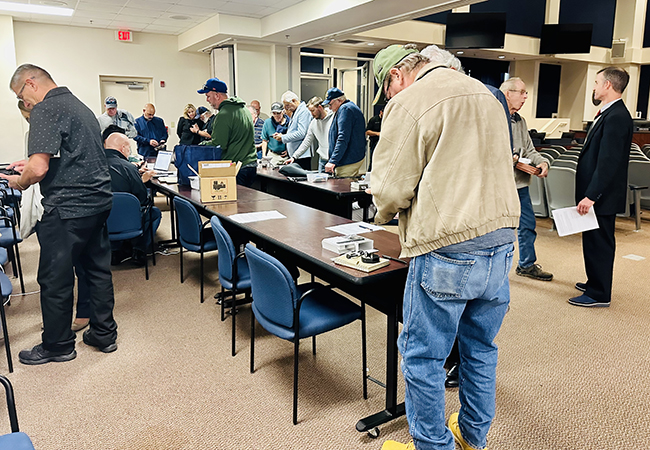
[508,89,528,95]
[16,77,34,100]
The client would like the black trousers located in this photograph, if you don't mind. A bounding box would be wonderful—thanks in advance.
[582,214,616,303]
[36,208,118,353]
[295,157,312,171]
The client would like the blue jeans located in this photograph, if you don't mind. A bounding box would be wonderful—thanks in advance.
[400,243,513,450]
[517,187,537,268]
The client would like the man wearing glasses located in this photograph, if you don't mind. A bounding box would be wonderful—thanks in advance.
[500,77,553,282]
[2,64,118,364]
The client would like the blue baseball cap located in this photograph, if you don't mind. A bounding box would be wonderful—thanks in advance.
[321,87,344,105]
[196,106,209,115]
[197,77,228,94]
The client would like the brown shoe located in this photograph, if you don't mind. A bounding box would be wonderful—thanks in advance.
[71,318,90,332]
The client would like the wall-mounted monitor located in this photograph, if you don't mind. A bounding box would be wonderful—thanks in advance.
[445,12,506,49]
[539,24,593,54]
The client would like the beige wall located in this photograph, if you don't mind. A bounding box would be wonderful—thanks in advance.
[510,60,539,121]
[11,21,210,154]
[1,16,27,163]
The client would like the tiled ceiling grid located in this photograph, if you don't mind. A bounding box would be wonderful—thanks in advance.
[8,0,303,35]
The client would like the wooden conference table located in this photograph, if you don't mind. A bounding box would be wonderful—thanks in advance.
[252,166,374,221]
[152,180,407,434]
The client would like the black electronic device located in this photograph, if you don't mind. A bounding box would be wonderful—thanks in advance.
[0,165,19,176]
[444,12,506,49]
[539,24,593,54]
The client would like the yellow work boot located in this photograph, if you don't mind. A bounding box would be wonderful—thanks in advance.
[381,440,416,450]
[448,413,485,450]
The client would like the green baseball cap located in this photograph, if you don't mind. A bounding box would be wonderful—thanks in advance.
[372,44,418,105]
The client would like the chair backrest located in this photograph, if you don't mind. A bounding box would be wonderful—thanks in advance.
[0,375,19,433]
[0,272,12,299]
[539,148,560,161]
[107,193,142,236]
[245,244,297,329]
[551,159,577,169]
[545,166,576,217]
[528,176,548,218]
[173,196,202,246]
[210,216,238,283]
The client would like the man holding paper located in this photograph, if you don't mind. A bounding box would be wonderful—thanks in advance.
[572,67,633,308]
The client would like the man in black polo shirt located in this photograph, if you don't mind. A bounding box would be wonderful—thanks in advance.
[2,64,118,364]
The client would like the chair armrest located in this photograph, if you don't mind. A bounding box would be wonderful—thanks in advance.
[296,284,332,308]
[629,184,648,191]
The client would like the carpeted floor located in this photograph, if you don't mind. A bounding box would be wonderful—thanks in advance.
[2,198,650,449]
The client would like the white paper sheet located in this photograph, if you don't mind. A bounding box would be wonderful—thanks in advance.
[229,210,286,224]
[326,222,385,235]
[552,206,599,237]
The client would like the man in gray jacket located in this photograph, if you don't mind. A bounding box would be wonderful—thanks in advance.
[500,77,553,281]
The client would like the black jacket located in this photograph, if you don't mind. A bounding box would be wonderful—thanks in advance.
[176,117,202,146]
[575,100,633,215]
[104,148,149,209]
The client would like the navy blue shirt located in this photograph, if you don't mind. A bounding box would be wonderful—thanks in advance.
[28,86,112,219]
[134,115,168,158]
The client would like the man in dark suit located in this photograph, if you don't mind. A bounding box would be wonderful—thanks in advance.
[572,67,633,307]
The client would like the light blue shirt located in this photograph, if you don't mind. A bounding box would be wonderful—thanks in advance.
[281,102,312,158]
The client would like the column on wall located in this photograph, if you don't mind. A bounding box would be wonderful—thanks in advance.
[1,15,27,162]
[229,43,291,115]
[558,62,588,131]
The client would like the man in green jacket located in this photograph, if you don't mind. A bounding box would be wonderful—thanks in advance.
[198,77,257,186]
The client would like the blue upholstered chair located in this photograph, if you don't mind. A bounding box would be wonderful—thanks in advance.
[0,249,7,267]
[0,206,24,294]
[0,375,35,450]
[244,243,367,425]
[210,216,251,356]
[0,185,22,230]
[0,272,14,373]
[106,192,156,280]
[173,197,217,303]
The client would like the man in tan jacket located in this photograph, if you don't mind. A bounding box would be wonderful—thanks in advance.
[371,44,520,450]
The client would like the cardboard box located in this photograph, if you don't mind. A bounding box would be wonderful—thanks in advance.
[197,161,238,203]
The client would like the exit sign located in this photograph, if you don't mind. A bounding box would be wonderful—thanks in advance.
[116,30,133,42]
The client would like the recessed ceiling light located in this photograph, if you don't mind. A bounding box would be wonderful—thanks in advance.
[330,38,336,41]
[170,15,190,20]
[40,0,67,6]
[0,0,73,15]
[498,55,506,59]
[457,51,464,55]
[367,42,375,46]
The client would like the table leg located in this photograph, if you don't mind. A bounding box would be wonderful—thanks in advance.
[356,300,405,432]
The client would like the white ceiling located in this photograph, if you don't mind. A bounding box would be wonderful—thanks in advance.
[8,0,305,35]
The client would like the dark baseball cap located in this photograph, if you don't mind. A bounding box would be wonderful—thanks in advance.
[197,77,228,94]
[321,87,344,106]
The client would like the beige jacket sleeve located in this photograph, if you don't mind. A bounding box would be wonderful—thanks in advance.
[371,100,432,224]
